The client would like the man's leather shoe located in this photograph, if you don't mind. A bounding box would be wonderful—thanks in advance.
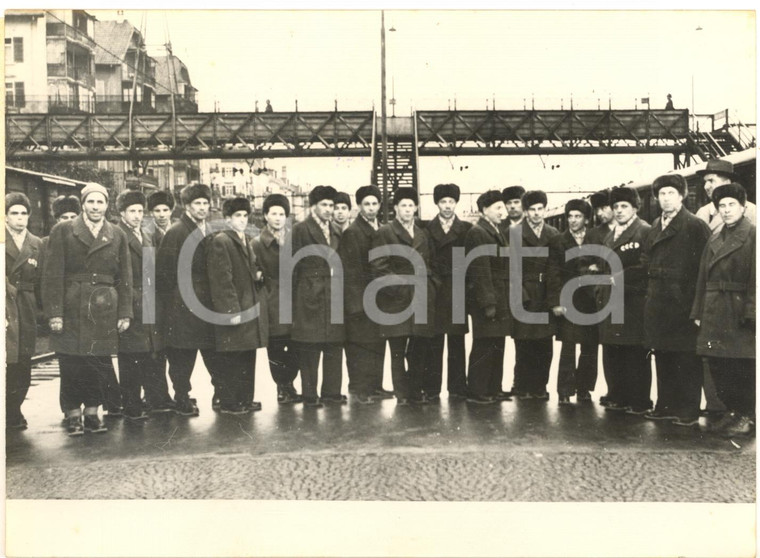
[467,395,497,405]
[303,397,323,408]
[604,402,630,412]
[493,391,513,402]
[644,410,677,421]
[321,394,348,405]
[67,416,84,436]
[558,395,572,405]
[125,410,150,422]
[220,404,249,415]
[448,392,467,400]
[83,415,108,433]
[672,416,700,427]
[175,399,200,417]
[244,401,263,412]
[422,392,440,404]
[576,391,592,402]
[373,388,395,400]
[722,415,755,438]
[626,406,652,416]
[355,393,377,405]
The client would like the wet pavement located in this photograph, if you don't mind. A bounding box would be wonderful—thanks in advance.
[6,344,756,501]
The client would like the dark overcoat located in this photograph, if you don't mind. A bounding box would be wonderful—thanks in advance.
[42,216,133,356]
[464,218,512,338]
[155,213,215,349]
[642,208,711,352]
[585,222,613,246]
[512,221,559,340]
[6,278,20,364]
[427,215,472,336]
[690,217,755,359]
[370,219,437,339]
[207,229,269,352]
[290,215,345,344]
[117,222,163,354]
[546,229,599,344]
[338,216,381,343]
[6,232,42,358]
[252,227,291,338]
[596,217,651,346]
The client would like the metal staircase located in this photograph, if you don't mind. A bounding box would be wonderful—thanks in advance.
[371,116,418,193]
[687,109,756,164]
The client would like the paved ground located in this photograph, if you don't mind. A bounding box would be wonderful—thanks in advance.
[6,346,756,501]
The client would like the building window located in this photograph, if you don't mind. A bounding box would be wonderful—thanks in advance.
[6,81,25,108]
[4,39,11,62]
[5,37,23,63]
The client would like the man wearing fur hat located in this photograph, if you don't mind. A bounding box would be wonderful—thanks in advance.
[5,193,43,430]
[156,183,220,416]
[146,190,176,247]
[695,159,756,233]
[370,187,436,405]
[641,174,711,426]
[464,190,513,404]
[115,190,167,421]
[290,185,345,407]
[511,190,559,400]
[42,183,133,435]
[547,199,599,405]
[500,186,526,230]
[333,191,353,233]
[597,186,652,415]
[338,185,392,404]
[207,197,268,414]
[253,194,302,404]
[424,183,472,401]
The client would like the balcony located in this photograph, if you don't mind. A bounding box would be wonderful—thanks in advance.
[46,21,96,50]
[47,64,95,89]
[95,96,156,115]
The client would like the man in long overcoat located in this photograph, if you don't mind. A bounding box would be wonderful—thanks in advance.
[597,186,652,414]
[691,183,756,437]
[512,190,559,399]
[290,185,345,407]
[115,190,168,421]
[370,187,436,405]
[642,174,711,426]
[208,197,268,414]
[424,183,472,401]
[338,185,392,404]
[43,183,132,435]
[464,191,513,404]
[5,193,43,430]
[547,199,599,405]
[156,183,220,416]
[252,194,302,404]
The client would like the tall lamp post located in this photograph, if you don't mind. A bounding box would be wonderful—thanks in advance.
[380,10,389,224]
[691,25,703,131]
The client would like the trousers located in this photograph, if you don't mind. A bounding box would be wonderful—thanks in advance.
[345,339,386,396]
[59,354,113,409]
[557,341,598,397]
[652,350,703,419]
[297,342,343,399]
[467,337,505,397]
[165,348,220,402]
[603,344,652,411]
[514,337,553,395]
[6,357,31,421]
[708,357,755,416]
[387,336,429,400]
[425,334,467,396]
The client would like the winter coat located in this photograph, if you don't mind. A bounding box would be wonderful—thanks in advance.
[6,277,20,364]
[512,221,559,340]
[642,208,710,352]
[427,215,472,336]
[290,214,345,344]
[690,217,755,359]
[596,217,651,346]
[464,217,512,338]
[42,216,133,356]
[155,213,216,350]
[370,219,437,339]
[546,229,599,345]
[6,231,42,359]
[252,227,291,338]
[117,222,163,354]
[338,216,381,343]
[207,229,269,352]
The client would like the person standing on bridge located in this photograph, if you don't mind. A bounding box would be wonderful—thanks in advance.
[665,94,674,110]
[338,185,391,404]
[42,183,133,436]
[5,193,43,430]
[156,183,221,417]
[597,187,652,415]
[512,190,559,400]
[424,183,473,402]
[691,183,756,438]
[291,186,345,407]
[641,175,710,426]
[547,199,599,405]
[464,190,512,404]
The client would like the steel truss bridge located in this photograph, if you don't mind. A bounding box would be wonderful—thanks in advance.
[5,108,752,190]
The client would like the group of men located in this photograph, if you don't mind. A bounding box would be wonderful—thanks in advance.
[4,157,755,438]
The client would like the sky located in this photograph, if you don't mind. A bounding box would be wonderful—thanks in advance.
[88,9,756,217]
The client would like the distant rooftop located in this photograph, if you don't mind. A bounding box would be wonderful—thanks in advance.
[93,20,138,65]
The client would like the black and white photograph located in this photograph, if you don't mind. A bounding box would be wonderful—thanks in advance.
[3,5,757,557]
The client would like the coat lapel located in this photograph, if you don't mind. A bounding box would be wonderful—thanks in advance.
[391,219,414,246]
[119,221,144,259]
[6,235,20,264]
[650,209,685,249]
[708,217,752,270]
[611,218,641,250]
[88,220,115,256]
[9,233,35,275]
[306,215,329,245]
[71,215,95,250]
[477,217,505,246]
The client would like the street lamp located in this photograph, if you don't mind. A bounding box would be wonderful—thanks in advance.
[380,10,389,224]
[692,25,703,130]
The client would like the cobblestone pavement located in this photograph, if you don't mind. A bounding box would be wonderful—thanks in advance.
[6,350,756,501]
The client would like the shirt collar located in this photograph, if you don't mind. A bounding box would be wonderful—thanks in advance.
[360,213,379,230]
[6,226,27,249]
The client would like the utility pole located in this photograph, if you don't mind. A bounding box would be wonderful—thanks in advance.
[380,10,389,224]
